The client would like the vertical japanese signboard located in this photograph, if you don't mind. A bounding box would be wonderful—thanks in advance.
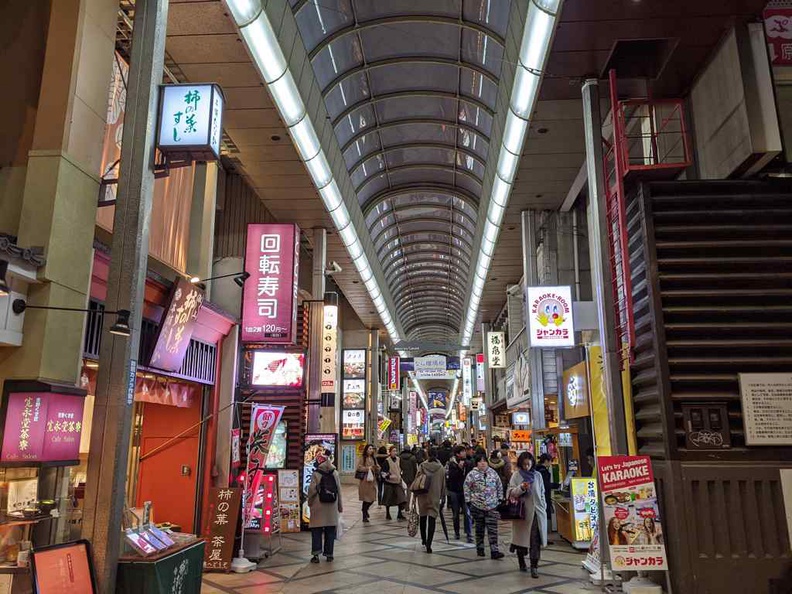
[598,456,668,571]
[487,332,506,368]
[462,356,473,405]
[242,223,300,344]
[388,356,400,391]
[764,8,792,66]
[244,405,285,529]
[203,487,242,572]
[341,350,367,441]
[476,353,485,392]
[157,83,224,161]
[320,305,338,392]
[149,277,204,372]
[527,286,575,348]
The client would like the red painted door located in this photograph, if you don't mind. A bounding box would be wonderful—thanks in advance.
[136,401,201,533]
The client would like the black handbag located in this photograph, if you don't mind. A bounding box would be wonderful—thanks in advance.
[498,496,526,520]
[354,470,367,480]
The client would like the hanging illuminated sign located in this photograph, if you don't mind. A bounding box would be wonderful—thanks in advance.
[487,332,506,368]
[414,355,452,379]
[462,357,473,405]
[149,277,204,372]
[320,305,338,392]
[242,223,300,344]
[157,83,224,161]
[527,285,575,348]
[476,353,485,392]
[388,356,400,390]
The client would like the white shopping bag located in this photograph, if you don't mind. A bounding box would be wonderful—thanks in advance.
[336,516,346,540]
[366,468,374,482]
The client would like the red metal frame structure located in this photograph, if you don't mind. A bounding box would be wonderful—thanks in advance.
[602,69,693,366]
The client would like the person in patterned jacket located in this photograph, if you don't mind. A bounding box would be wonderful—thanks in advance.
[463,453,505,559]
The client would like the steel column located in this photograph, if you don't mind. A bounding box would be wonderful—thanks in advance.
[581,79,629,455]
[81,0,168,590]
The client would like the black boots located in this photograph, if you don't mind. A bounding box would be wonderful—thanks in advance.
[517,552,527,572]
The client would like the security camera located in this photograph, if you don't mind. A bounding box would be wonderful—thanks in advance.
[325,261,342,275]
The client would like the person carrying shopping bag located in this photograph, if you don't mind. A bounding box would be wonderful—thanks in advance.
[506,451,547,578]
[356,443,379,523]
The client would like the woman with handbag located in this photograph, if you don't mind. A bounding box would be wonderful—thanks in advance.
[412,447,446,553]
[506,451,547,578]
[381,446,407,520]
[356,444,379,523]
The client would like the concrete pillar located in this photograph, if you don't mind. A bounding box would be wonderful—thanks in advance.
[187,162,218,298]
[368,330,379,444]
[522,211,546,433]
[0,0,119,387]
[214,326,239,487]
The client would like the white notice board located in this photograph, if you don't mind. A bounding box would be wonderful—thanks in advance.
[739,373,792,446]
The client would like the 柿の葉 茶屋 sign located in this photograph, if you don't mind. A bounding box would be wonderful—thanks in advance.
[157,83,224,161]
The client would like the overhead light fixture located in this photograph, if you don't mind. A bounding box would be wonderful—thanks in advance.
[461,0,563,345]
[12,299,132,338]
[0,260,9,297]
[226,0,403,346]
[189,271,250,287]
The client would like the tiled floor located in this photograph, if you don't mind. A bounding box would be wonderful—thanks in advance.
[202,500,599,593]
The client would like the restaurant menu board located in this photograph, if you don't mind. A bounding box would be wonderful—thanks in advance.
[570,478,598,543]
[598,456,668,571]
[739,373,792,445]
[342,350,367,441]
[301,434,338,529]
[30,540,96,594]
[278,469,300,533]
[340,444,356,473]
[203,488,242,572]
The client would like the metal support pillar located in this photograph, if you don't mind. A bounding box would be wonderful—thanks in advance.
[308,228,329,433]
[81,1,168,591]
[522,211,545,434]
[367,330,380,444]
[581,79,628,455]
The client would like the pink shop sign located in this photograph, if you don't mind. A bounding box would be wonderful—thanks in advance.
[242,223,300,344]
[1,392,85,463]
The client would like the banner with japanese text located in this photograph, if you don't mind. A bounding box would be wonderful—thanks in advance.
[242,223,300,343]
[244,405,285,529]
[487,332,506,368]
[598,456,668,571]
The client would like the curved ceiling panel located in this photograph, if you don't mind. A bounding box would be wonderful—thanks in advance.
[292,0,511,342]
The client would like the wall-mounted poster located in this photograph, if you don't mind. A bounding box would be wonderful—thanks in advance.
[342,379,365,409]
[301,434,338,528]
[278,469,300,533]
[342,410,365,441]
[320,305,338,392]
[343,349,366,379]
[340,444,357,473]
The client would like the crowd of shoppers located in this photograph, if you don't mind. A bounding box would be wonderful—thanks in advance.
[326,438,561,582]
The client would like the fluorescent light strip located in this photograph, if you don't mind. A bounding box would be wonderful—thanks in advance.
[445,377,460,419]
[227,0,401,345]
[461,0,562,345]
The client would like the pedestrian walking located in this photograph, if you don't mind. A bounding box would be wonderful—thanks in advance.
[464,454,504,559]
[536,453,560,525]
[446,445,472,542]
[437,440,453,465]
[356,444,379,523]
[307,450,343,563]
[506,452,547,578]
[400,447,418,487]
[413,447,446,553]
[375,446,388,505]
[488,449,509,496]
[381,445,407,520]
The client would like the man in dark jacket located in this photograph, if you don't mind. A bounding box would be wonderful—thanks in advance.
[399,448,418,487]
[437,440,453,465]
[537,454,560,533]
[446,445,472,542]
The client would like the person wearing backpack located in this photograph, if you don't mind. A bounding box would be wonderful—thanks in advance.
[413,447,446,553]
[307,450,343,563]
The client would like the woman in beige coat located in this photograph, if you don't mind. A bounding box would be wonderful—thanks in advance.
[307,451,343,563]
[506,451,547,578]
[381,445,407,520]
[356,444,379,523]
[413,447,446,553]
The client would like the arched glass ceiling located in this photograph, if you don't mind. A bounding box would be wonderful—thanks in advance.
[291,0,510,342]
